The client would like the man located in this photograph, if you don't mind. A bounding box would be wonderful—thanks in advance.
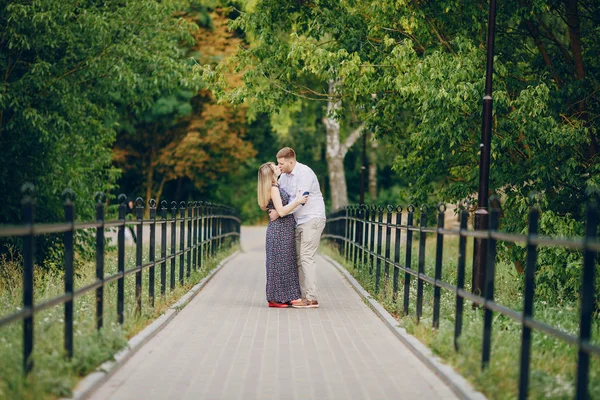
[270,147,326,309]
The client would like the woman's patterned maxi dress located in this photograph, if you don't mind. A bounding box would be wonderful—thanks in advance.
[265,185,302,303]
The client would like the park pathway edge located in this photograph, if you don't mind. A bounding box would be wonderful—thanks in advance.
[321,254,487,400]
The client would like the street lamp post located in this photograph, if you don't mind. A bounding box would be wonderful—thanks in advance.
[472,0,498,296]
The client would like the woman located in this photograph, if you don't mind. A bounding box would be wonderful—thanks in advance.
[257,162,308,308]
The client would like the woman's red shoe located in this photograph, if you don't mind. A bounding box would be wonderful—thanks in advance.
[268,301,289,308]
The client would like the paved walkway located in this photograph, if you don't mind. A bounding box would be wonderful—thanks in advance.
[90,227,459,400]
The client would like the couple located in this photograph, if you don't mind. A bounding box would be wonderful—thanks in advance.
[257,147,326,309]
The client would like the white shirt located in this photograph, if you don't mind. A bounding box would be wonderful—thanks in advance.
[278,162,326,225]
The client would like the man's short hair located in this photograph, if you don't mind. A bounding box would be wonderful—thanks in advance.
[276,147,296,159]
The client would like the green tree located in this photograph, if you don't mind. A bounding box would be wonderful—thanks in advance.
[0,0,200,260]
[206,0,599,300]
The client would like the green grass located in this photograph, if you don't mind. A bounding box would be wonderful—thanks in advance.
[0,241,238,399]
[321,237,600,400]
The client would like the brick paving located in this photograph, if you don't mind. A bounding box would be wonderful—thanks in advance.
[89,227,459,400]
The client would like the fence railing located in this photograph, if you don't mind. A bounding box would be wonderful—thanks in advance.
[322,201,599,400]
[0,185,241,375]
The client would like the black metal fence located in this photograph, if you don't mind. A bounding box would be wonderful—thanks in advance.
[0,186,241,375]
[323,201,599,400]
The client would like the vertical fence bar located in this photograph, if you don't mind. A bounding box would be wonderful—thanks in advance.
[160,201,167,296]
[179,201,185,285]
[369,205,377,272]
[482,205,499,368]
[198,202,204,270]
[350,206,356,265]
[206,203,212,259]
[170,202,177,290]
[454,206,469,351]
[433,204,446,329]
[416,205,428,323]
[22,184,35,375]
[393,206,402,302]
[403,205,415,316]
[117,194,127,325]
[193,201,198,271]
[375,206,384,293]
[135,197,144,314]
[384,205,393,286]
[363,206,370,271]
[356,206,364,269]
[213,205,217,257]
[62,190,74,358]
[148,199,156,308]
[344,207,350,261]
[218,205,223,250]
[518,206,539,400]
[95,193,106,331]
[187,202,192,277]
[575,201,598,399]
[212,204,216,257]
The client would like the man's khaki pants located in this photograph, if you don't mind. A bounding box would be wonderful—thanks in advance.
[295,218,326,301]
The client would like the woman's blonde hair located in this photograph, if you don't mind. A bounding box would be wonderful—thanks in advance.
[257,162,276,209]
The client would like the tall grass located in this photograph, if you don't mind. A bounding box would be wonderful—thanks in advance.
[0,241,237,399]
[322,236,600,400]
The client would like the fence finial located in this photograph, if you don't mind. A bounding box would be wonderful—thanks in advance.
[62,188,75,204]
[21,183,35,202]
[94,192,106,204]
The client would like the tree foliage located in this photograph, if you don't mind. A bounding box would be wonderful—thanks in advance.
[206,0,599,301]
[0,0,200,260]
[113,3,256,205]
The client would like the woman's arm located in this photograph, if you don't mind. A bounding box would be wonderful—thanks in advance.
[271,187,307,216]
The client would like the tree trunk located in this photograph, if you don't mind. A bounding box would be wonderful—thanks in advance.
[322,79,365,211]
[367,132,378,201]
[565,0,585,81]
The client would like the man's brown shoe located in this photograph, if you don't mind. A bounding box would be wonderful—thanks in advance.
[291,299,319,309]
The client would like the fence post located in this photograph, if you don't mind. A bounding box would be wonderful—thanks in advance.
[375,206,384,293]
[170,201,177,290]
[193,201,198,271]
[433,204,446,329]
[62,189,75,358]
[369,205,377,272]
[148,199,156,308]
[349,206,356,265]
[179,201,185,285]
[384,205,393,287]
[117,194,127,325]
[416,205,428,323]
[518,206,539,400]
[575,201,598,399]
[95,192,106,331]
[187,202,192,277]
[22,183,35,375]
[482,203,500,368]
[354,206,362,269]
[344,206,350,261]
[135,197,144,314]
[160,201,168,296]
[403,205,415,316]
[454,205,469,351]
[393,206,402,302]
[198,201,204,270]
